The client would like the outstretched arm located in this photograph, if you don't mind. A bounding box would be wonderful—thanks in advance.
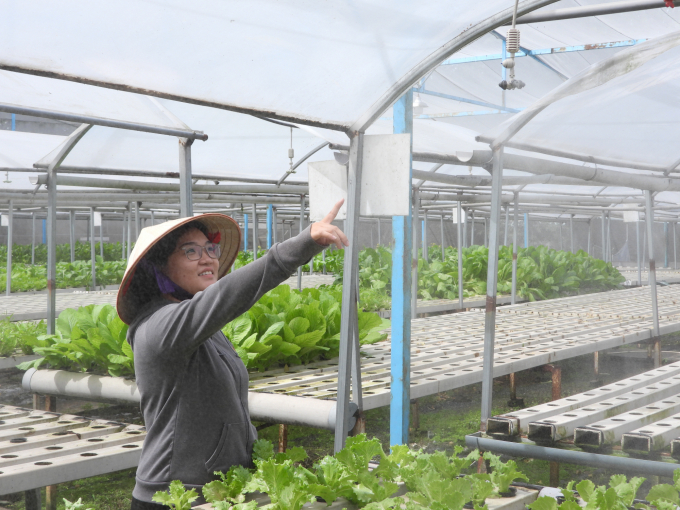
[139,200,349,357]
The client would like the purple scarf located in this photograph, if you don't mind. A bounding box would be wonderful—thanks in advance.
[138,258,194,301]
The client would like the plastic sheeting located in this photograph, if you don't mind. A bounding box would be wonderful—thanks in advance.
[1,99,335,190]
[0,131,65,189]
[301,112,680,209]
[417,3,680,132]
[0,0,549,131]
[481,31,680,171]
[0,71,197,131]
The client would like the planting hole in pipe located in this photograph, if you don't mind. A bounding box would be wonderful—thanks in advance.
[80,453,98,457]
[87,438,104,442]
[10,438,27,443]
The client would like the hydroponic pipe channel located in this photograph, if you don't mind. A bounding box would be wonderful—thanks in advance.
[22,369,357,431]
[466,433,680,478]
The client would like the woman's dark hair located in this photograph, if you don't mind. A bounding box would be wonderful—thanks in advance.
[146,220,210,267]
[125,221,210,315]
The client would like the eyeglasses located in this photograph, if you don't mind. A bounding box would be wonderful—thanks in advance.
[177,242,221,261]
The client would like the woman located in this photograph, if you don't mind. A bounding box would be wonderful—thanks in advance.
[116,201,347,509]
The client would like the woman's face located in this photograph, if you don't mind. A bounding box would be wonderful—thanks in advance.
[163,228,219,295]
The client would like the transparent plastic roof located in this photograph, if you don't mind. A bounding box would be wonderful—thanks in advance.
[302,111,680,208]
[2,99,335,190]
[416,3,680,134]
[0,0,545,131]
[482,31,680,171]
[0,71,197,132]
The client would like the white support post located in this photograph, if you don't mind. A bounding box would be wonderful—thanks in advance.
[179,138,194,218]
[411,188,420,320]
[31,211,35,265]
[481,147,505,429]
[423,213,428,261]
[471,211,475,246]
[645,191,661,367]
[504,205,509,246]
[252,204,259,262]
[637,218,642,285]
[334,132,364,453]
[463,207,468,248]
[457,200,463,309]
[99,214,104,260]
[69,210,75,263]
[440,213,445,260]
[121,211,127,260]
[134,202,141,240]
[126,204,132,260]
[601,211,607,262]
[46,124,92,334]
[90,207,96,290]
[511,193,519,305]
[5,200,13,296]
[297,196,304,291]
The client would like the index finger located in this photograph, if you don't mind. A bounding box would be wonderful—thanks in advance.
[321,199,345,224]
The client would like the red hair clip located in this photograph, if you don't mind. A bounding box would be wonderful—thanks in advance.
[207,232,221,244]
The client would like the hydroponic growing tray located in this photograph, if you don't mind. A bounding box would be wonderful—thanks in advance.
[0,405,146,495]
[248,286,680,410]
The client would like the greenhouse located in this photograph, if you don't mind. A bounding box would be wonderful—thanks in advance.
[3,1,680,509]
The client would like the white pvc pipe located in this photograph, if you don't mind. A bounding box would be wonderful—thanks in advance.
[22,369,356,431]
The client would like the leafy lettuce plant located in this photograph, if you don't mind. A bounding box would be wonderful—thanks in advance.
[483,452,529,494]
[528,475,647,510]
[17,304,134,377]
[223,285,389,371]
[0,318,47,357]
[152,480,198,510]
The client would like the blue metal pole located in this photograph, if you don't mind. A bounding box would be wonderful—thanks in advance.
[243,214,249,252]
[266,204,273,249]
[421,219,425,259]
[390,90,413,448]
[524,213,529,248]
[42,219,46,244]
[11,114,15,131]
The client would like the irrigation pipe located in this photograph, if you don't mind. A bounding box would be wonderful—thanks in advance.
[466,433,680,477]
[22,369,357,431]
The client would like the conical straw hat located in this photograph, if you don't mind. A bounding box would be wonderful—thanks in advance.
[116,213,241,324]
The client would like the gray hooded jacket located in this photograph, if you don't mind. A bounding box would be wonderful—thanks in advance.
[127,226,324,502]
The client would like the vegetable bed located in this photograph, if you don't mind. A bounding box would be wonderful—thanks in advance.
[0,241,125,265]
[13,285,389,376]
[0,260,127,293]
[335,245,624,311]
[151,434,680,510]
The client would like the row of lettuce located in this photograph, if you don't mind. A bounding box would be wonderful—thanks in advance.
[0,240,124,265]
[343,244,625,311]
[3,285,390,375]
[0,241,127,292]
[152,434,680,510]
[2,242,625,313]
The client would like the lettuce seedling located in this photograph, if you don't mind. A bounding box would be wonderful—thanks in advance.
[152,480,198,510]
